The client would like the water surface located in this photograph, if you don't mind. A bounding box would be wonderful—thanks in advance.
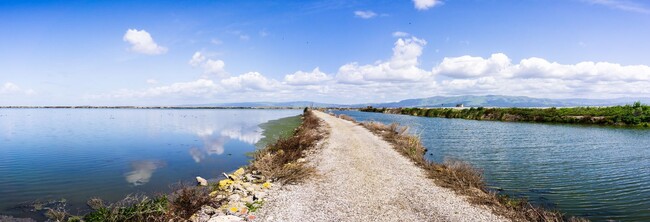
[0,108,300,219]
[335,110,650,221]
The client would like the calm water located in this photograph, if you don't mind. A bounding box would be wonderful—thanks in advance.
[335,111,650,221]
[0,108,300,219]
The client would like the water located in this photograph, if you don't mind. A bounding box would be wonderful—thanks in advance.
[0,108,301,219]
[335,111,650,221]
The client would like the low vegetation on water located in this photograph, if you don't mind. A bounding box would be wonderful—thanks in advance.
[336,114,588,222]
[361,102,650,127]
[36,109,322,222]
[250,108,324,184]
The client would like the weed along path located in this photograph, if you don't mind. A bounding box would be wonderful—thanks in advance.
[257,111,507,222]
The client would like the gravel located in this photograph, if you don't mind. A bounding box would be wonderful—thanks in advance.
[256,111,509,222]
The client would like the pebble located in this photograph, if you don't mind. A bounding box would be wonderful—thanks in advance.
[196,176,208,186]
[207,215,243,222]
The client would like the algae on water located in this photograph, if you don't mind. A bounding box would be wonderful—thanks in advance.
[256,115,302,149]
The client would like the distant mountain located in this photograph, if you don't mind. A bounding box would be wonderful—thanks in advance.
[184,95,650,108]
[369,95,650,108]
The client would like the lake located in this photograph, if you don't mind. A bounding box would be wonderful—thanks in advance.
[0,108,301,219]
[334,110,650,221]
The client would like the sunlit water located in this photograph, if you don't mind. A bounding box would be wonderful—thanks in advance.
[335,111,650,221]
[0,108,300,219]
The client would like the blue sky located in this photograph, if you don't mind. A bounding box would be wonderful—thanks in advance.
[1,0,650,105]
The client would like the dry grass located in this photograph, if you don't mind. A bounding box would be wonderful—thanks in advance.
[166,184,213,219]
[354,118,588,222]
[250,109,324,184]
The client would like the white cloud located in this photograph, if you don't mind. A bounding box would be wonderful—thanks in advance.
[412,0,442,10]
[220,72,279,91]
[434,53,511,78]
[284,67,332,85]
[204,59,227,78]
[336,36,431,84]
[211,38,223,45]
[146,79,159,85]
[188,52,206,66]
[189,52,228,78]
[392,31,410,37]
[239,35,250,41]
[582,0,650,14]
[122,29,167,55]
[91,34,650,104]
[1,82,35,95]
[354,10,377,19]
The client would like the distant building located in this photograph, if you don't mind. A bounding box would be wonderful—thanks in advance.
[456,104,464,108]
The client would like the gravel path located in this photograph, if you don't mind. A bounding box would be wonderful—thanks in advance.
[256,111,508,222]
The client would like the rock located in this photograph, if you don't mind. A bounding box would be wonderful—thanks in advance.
[253,191,266,200]
[245,173,254,182]
[241,196,253,204]
[196,176,208,186]
[297,158,306,163]
[208,215,243,222]
[228,194,241,202]
[232,183,244,191]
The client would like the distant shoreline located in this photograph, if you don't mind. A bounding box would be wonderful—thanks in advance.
[0,106,305,109]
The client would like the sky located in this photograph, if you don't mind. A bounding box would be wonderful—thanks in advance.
[1,0,650,106]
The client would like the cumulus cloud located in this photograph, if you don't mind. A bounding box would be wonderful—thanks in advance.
[122,29,167,55]
[434,53,511,78]
[189,52,228,78]
[434,53,650,83]
[188,52,206,66]
[284,68,332,85]
[354,10,377,19]
[221,72,279,91]
[91,34,650,104]
[204,59,227,78]
[1,82,35,95]
[412,0,442,10]
[336,36,431,84]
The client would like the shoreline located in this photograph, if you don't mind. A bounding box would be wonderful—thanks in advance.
[360,104,650,127]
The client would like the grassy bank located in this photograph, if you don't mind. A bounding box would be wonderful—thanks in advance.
[360,102,650,127]
[336,113,587,222]
[33,109,322,222]
[255,115,302,149]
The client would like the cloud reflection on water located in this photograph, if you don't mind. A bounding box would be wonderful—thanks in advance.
[188,124,262,163]
[125,160,166,186]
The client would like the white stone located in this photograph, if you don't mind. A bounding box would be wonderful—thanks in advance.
[253,191,266,200]
[196,176,208,186]
[228,194,240,202]
[208,215,243,222]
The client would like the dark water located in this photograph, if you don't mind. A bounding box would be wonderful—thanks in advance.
[0,108,300,219]
[335,111,650,221]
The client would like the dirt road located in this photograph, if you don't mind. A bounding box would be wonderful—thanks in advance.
[256,111,507,222]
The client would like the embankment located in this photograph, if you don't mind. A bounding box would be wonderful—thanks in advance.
[361,103,650,127]
[255,111,507,222]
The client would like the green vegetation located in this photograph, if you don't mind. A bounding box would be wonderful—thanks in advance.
[250,109,323,184]
[361,102,650,127]
[256,115,302,149]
